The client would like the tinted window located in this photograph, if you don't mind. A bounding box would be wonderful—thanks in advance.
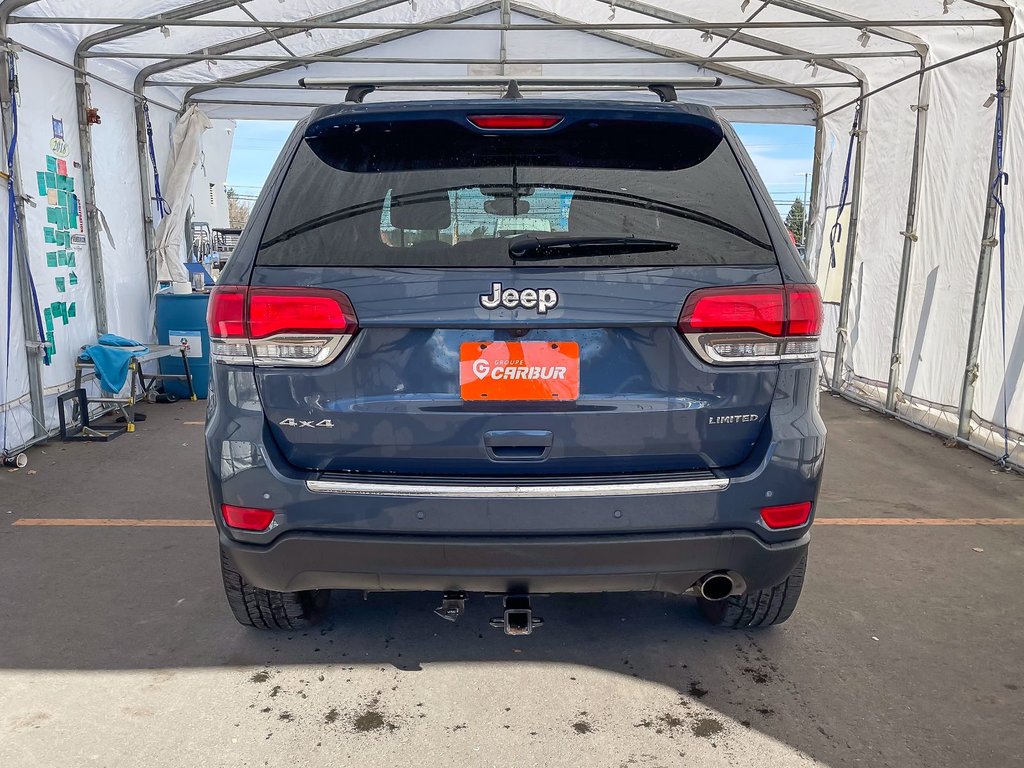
[258,119,774,268]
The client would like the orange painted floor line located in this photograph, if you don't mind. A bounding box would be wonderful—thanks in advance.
[816,517,1024,526]
[13,518,214,527]
[9,517,1023,528]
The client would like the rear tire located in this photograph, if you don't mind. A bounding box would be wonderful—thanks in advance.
[219,545,330,629]
[698,552,807,628]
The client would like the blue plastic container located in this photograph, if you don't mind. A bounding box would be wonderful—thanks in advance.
[155,291,211,399]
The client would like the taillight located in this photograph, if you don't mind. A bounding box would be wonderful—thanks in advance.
[467,114,563,130]
[208,286,359,367]
[678,284,822,364]
[208,286,246,338]
[221,503,275,532]
[760,501,812,529]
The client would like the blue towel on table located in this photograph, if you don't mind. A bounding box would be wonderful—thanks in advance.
[80,335,148,393]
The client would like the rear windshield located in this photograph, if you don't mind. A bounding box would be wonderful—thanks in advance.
[257,117,775,268]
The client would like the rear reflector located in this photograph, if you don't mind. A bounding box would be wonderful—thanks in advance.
[760,501,812,529]
[467,114,563,130]
[208,286,358,367]
[221,504,275,531]
[678,284,822,365]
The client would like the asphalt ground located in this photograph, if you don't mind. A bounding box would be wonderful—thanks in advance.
[1,396,1022,768]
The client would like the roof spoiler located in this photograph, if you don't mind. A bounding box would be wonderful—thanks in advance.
[296,76,723,104]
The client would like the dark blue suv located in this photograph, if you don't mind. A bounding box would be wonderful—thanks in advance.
[206,97,825,633]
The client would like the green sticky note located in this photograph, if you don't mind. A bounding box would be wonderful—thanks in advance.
[44,228,56,244]
[44,172,56,189]
[69,271,78,286]
[68,302,76,319]
[67,177,75,193]
[55,276,65,292]
[43,307,53,332]
[56,175,67,192]
[37,171,48,196]
[47,207,60,225]
[66,252,76,267]
[57,251,67,266]
[46,331,55,355]
[70,214,78,229]
[46,156,57,173]
[60,232,70,248]
[57,190,67,207]
[46,251,58,267]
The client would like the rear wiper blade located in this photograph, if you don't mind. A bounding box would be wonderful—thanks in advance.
[509,235,679,260]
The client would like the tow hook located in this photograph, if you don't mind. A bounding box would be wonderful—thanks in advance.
[433,591,467,622]
[489,595,543,636]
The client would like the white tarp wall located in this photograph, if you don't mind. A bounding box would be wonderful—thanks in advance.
[0,0,1021,467]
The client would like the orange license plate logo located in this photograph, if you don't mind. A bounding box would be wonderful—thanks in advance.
[460,341,580,401]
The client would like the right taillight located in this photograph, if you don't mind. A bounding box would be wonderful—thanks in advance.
[678,283,821,364]
[208,286,359,367]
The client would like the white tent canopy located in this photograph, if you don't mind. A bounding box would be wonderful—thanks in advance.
[0,0,1021,468]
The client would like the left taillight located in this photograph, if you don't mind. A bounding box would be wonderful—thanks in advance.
[208,286,359,367]
[678,283,822,365]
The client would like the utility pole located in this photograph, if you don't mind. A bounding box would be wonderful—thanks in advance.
[795,171,812,247]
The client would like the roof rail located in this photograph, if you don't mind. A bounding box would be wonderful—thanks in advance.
[296,75,723,103]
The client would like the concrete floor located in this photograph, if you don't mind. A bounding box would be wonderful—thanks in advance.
[1,396,1022,768]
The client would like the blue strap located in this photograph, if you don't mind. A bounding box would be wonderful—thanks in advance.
[991,58,1010,466]
[143,102,170,219]
[829,103,862,268]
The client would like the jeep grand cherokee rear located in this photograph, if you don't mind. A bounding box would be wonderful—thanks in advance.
[206,99,825,632]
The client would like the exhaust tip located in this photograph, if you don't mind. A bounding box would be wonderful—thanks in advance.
[698,572,735,601]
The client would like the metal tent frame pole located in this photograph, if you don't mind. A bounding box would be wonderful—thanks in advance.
[72,0,247,333]
[830,86,869,390]
[0,0,47,448]
[9,17,1004,31]
[957,33,1015,441]
[885,66,932,411]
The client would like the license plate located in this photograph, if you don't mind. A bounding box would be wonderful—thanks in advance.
[460,341,580,401]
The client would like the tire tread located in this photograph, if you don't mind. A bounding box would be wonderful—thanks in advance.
[219,546,328,630]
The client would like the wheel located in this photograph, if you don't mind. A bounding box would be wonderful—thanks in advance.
[698,552,807,629]
[219,545,330,629]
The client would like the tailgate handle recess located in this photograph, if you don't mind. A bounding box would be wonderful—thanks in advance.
[484,430,553,462]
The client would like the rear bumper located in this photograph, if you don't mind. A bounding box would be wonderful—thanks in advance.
[221,528,809,595]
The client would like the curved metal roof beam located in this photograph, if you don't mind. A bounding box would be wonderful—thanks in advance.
[766,0,928,58]
[132,0,419,94]
[515,2,825,106]
[178,1,822,123]
[76,0,249,57]
[179,0,502,103]
[598,0,866,84]
[0,0,38,31]
[180,3,823,117]
[134,0,419,94]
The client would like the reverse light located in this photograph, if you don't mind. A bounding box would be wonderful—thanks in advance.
[679,284,822,365]
[467,114,563,130]
[221,503,275,531]
[208,286,359,367]
[760,501,812,529]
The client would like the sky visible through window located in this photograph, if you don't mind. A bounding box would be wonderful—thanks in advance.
[225,119,815,220]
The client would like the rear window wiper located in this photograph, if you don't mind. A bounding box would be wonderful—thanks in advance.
[509,235,679,260]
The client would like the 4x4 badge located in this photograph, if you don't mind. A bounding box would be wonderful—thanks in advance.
[480,282,559,314]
